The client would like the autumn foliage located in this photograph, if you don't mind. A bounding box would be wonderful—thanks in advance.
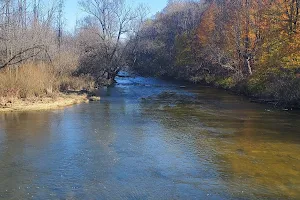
[199,0,299,73]
[129,0,299,107]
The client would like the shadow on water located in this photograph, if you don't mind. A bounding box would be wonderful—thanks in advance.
[0,72,300,199]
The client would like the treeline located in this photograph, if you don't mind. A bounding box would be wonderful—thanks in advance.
[128,0,300,107]
[1,0,298,106]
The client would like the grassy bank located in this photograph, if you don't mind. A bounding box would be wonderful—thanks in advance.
[0,62,99,112]
[0,94,90,112]
[134,68,300,109]
[207,70,300,108]
[184,72,300,109]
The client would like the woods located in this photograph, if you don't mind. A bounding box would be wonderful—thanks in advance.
[129,0,300,107]
[0,0,299,108]
[0,0,145,107]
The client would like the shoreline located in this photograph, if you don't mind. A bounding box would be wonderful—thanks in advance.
[133,72,299,109]
[0,93,100,113]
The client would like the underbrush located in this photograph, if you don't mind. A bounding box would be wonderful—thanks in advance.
[184,67,300,108]
[0,62,95,105]
[247,70,300,107]
[209,69,300,107]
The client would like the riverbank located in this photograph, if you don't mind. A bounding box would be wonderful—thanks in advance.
[133,71,299,109]
[0,93,100,112]
[0,62,100,112]
[197,79,299,109]
[208,76,300,109]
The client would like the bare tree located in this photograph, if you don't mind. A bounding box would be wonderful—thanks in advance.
[0,0,65,70]
[78,0,147,85]
[57,0,64,49]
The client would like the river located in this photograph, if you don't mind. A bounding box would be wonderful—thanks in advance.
[0,74,300,199]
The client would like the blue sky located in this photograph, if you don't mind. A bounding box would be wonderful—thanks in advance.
[64,0,168,32]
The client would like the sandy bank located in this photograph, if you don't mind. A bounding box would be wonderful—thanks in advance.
[0,94,100,112]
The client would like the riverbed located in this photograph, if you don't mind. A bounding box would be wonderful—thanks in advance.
[0,74,300,199]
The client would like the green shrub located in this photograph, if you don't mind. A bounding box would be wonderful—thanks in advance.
[216,77,236,89]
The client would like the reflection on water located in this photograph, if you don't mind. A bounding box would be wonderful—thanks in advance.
[144,94,300,199]
[0,73,300,199]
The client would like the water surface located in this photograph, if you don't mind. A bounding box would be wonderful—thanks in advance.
[0,74,300,199]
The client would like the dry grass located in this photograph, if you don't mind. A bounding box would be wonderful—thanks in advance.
[0,94,90,112]
[0,61,96,107]
[58,74,95,92]
[0,63,54,99]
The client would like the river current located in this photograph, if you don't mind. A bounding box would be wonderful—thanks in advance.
[0,73,300,199]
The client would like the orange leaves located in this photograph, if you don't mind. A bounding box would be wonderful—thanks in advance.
[257,0,300,69]
[197,2,218,46]
[197,0,299,74]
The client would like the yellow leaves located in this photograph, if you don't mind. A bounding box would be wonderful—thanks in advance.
[259,20,300,70]
[283,53,300,69]
[196,0,299,75]
[281,35,300,69]
[197,2,218,46]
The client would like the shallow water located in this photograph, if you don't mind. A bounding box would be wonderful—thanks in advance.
[0,74,300,199]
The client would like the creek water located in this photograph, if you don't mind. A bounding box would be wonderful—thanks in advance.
[0,73,300,199]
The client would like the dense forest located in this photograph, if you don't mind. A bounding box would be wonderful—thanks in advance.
[128,0,300,107]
